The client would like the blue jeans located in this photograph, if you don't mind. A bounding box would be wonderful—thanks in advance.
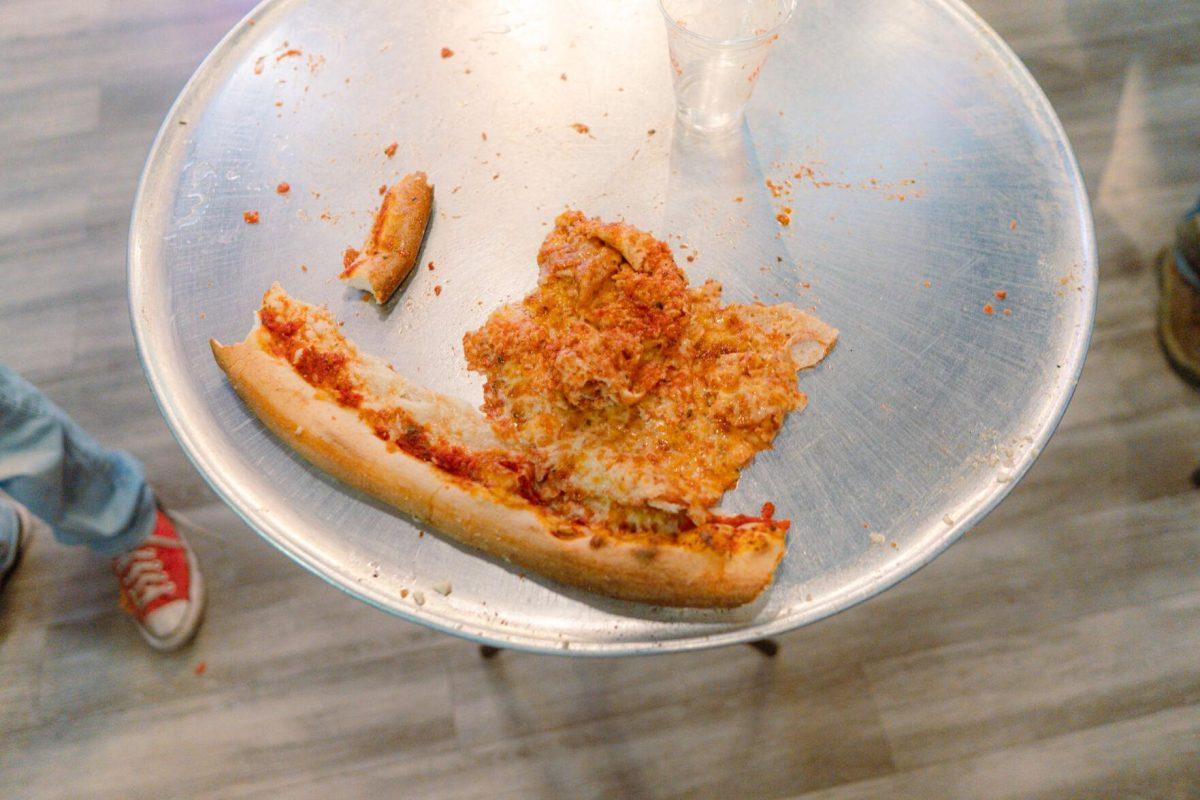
[0,366,155,556]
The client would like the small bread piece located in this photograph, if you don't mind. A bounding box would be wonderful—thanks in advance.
[211,285,787,608]
[340,172,433,303]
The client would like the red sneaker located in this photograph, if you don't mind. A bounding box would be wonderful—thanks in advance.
[113,508,205,651]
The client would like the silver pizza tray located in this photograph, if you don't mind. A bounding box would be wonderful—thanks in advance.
[129,0,1096,655]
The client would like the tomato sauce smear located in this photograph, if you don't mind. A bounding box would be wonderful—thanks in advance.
[709,502,790,531]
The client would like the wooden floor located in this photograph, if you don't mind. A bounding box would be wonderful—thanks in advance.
[2,1,1199,797]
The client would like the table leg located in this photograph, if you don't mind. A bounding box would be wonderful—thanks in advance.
[745,638,780,657]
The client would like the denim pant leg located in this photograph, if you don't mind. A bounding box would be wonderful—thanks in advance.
[0,502,18,568]
[0,366,156,556]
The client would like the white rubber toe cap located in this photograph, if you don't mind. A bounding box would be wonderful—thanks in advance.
[144,599,189,639]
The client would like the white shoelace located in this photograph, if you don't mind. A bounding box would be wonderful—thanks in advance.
[115,534,183,609]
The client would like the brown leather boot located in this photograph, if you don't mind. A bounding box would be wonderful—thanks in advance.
[1157,200,1200,389]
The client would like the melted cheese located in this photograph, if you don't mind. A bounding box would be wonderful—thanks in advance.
[259,284,502,452]
[464,211,838,520]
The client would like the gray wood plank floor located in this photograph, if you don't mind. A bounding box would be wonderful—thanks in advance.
[2,1,1198,797]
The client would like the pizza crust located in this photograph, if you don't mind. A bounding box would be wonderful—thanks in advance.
[210,333,784,608]
[339,172,433,304]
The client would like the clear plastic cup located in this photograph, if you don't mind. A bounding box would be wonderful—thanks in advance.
[659,0,796,133]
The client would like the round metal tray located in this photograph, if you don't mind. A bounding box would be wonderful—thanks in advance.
[129,0,1095,654]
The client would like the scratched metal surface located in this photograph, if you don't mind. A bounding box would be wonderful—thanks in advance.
[129,0,1095,654]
